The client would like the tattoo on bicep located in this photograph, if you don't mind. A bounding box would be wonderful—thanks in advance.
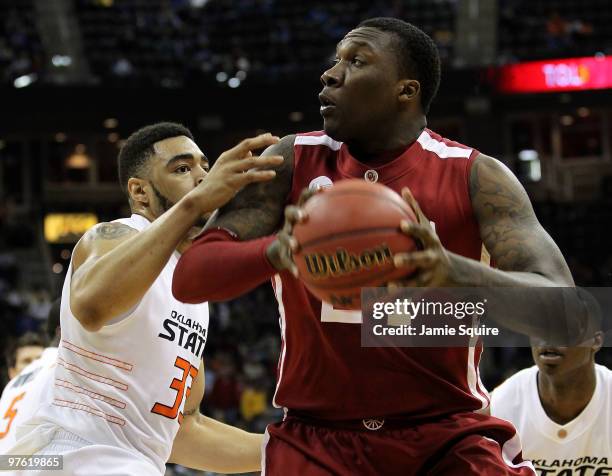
[94,223,135,240]
[470,158,541,271]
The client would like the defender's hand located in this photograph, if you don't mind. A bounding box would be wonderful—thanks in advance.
[192,133,284,212]
[266,187,322,276]
[390,187,451,287]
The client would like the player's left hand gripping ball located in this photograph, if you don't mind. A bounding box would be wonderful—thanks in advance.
[266,187,321,276]
[391,187,452,287]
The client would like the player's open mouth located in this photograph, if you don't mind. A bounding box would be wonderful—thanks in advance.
[319,93,337,115]
[538,348,564,362]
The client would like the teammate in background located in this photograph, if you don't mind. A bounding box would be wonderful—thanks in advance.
[8,122,283,475]
[491,294,611,475]
[0,300,60,454]
[173,18,574,474]
[4,333,45,381]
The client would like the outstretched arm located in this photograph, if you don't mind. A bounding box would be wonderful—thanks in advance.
[169,361,263,473]
[71,134,283,331]
[172,135,296,303]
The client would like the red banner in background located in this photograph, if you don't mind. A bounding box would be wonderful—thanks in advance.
[496,56,612,93]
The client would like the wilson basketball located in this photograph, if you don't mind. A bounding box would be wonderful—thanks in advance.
[292,179,419,310]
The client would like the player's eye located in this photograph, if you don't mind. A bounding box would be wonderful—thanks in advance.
[175,165,190,174]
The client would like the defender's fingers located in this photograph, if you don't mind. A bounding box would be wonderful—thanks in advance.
[240,170,277,184]
[230,133,280,156]
[232,155,284,172]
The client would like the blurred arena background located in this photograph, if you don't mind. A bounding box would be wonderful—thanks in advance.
[1,0,611,474]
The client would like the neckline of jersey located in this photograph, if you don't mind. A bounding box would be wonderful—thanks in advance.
[531,365,604,442]
[336,129,428,181]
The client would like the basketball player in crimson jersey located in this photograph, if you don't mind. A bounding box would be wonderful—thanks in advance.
[173,18,574,475]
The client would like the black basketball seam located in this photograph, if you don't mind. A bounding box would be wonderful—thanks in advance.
[298,227,404,249]
[309,189,412,216]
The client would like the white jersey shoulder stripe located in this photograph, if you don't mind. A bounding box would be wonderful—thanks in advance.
[294,134,343,151]
[417,130,473,159]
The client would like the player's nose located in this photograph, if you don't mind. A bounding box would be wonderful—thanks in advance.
[320,68,341,87]
[195,167,206,185]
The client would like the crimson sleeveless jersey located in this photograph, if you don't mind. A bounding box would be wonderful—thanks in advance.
[271,128,490,421]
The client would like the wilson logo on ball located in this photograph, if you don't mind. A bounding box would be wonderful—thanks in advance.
[304,244,393,279]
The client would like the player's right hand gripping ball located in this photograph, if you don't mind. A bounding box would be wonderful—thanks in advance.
[292,179,418,310]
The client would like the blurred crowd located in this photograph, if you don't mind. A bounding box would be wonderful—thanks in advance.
[0,0,45,85]
[3,0,611,87]
[75,0,457,87]
[498,0,609,62]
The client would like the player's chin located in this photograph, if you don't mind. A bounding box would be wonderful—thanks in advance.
[322,118,347,142]
[535,357,565,374]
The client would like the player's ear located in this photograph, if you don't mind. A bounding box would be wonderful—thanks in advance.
[8,366,17,380]
[397,79,420,104]
[592,331,604,354]
[127,177,150,207]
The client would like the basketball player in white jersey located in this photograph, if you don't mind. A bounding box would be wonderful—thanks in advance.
[0,300,60,454]
[491,291,612,475]
[8,122,284,475]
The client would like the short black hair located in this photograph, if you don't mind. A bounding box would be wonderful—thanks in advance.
[5,332,46,369]
[117,122,194,194]
[357,17,441,115]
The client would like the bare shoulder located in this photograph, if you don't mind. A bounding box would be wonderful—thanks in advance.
[265,134,296,159]
[260,134,296,180]
[89,222,138,240]
[468,153,536,223]
[209,134,297,239]
[72,222,138,271]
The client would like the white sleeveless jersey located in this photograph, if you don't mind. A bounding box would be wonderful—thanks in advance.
[26,214,209,473]
[491,364,612,475]
[0,348,58,454]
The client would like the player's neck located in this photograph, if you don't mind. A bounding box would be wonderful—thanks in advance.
[130,206,155,222]
[537,365,597,425]
[347,118,426,164]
